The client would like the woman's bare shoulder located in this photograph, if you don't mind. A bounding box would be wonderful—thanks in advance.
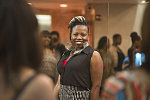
[20,74,55,100]
[92,51,102,61]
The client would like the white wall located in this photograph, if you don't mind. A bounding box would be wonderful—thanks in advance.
[133,4,147,36]
[94,3,147,56]
[93,3,109,49]
[94,3,139,56]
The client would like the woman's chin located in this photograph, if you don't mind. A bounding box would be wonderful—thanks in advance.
[75,44,83,49]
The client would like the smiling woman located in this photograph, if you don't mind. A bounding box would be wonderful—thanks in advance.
[71,25,89,50]
[56,16,103,100]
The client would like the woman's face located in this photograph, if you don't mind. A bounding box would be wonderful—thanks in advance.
[42,35,51,47]
[135,40,141,48]
[71,25,89,49]
[116,36,121,45]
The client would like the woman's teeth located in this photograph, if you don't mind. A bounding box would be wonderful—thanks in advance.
[76,41,82,44]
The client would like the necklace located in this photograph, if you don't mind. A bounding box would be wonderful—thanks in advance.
[70,42,89,56]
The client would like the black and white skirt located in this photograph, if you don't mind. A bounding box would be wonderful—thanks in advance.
[59,85,90,100]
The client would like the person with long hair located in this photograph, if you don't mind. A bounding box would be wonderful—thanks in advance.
[0,0,54,100]
[56,16,103,100]
[96,36,114,96]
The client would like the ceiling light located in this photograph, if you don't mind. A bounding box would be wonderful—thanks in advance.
[60,4,68,8]
[28,3,32,5]
[141,0,146,3]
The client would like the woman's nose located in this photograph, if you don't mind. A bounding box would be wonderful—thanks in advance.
[77,34,82,39]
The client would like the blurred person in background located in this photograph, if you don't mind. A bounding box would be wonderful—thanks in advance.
[102,4,150,100]
[40,30,58,84]
[127,32,141,68]
[96,36,114,96]
[109,34,125,72]
[0,0,54,100]
[56,16,103,100]
[50,31,66,60]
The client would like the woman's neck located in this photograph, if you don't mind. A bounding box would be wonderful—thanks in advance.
[74,47,83,51]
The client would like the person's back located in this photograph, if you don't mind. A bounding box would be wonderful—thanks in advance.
[40,50,58,84]
[0,0,54,100]
[0,68,54,100]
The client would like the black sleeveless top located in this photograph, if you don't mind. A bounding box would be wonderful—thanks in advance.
[57,46,94,89]
[116,50,125,71]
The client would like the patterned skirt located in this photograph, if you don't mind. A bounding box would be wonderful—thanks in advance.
[59,85,90,100]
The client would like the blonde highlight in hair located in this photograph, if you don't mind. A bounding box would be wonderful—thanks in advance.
[68,16,89,40]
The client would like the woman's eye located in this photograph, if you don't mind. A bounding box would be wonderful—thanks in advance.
[73,34,78,36]
[81,33,87,37]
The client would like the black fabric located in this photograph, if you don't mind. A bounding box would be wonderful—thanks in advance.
[57,46,94,90]
[128,48,134,66]
[12,73,39,100]
[55,44,67,57]
[114,51,125,71]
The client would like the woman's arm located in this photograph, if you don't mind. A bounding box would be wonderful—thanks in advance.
[90,51,103,100]
[54,75,60,100]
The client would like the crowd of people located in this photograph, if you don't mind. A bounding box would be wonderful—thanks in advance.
[0,0,150,100]
[96,31,143,98]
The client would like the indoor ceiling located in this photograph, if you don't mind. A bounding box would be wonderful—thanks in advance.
[28,0,143,11]
[28,0,141,4]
